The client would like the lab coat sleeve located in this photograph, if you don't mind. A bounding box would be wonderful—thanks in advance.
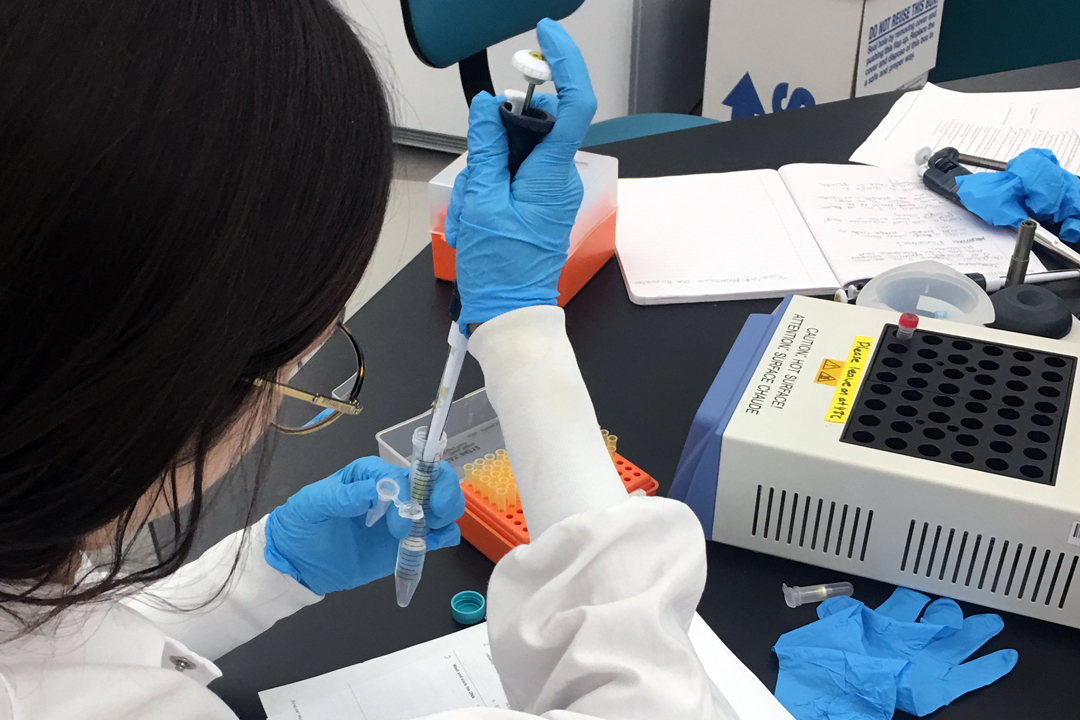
[469,306,731,720]
[468,306,628,539]
[123,516,322,661]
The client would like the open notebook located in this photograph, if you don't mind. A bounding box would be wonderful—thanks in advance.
[614,164,1045,304]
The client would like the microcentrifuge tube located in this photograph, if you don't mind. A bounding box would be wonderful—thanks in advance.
[897,313,919,341]
[365,477,400,527]
[782,582,854,608]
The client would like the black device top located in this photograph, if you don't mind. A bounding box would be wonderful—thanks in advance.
[842,324,1075,485]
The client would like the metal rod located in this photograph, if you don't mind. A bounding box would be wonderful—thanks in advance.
[956,152,1008,172]
[522,83,535,113]
[1006,219,1038,288]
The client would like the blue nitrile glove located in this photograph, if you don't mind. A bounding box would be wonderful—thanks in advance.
[444,18,597,331]
[264,456,464,595]
[773,588,1017,719]
[956,147,1080,241]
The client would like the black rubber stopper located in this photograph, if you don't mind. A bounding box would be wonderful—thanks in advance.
[990,284,1073,339]
[499,103,555,181]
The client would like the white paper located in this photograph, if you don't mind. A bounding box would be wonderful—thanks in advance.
[778,163,1046,285]
[614,171,840,304]
[856,0,944,98]
[260,615,794,720]
[851,83,1080,172]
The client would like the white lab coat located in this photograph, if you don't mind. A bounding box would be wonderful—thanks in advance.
[0,306,734,720]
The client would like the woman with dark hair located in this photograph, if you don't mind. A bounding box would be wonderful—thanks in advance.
[0,2,727,718]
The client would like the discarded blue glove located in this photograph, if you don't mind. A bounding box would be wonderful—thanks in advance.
[444,18,597,331]
[264,456,464,595]
[956,147,1080,241]
[774,588,1018,719]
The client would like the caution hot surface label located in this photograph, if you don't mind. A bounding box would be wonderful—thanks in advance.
[814,358,844,386]
[825,337,874,423]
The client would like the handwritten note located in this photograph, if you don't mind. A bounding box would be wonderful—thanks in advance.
[826,337,874,423]
[778,163,1046,285]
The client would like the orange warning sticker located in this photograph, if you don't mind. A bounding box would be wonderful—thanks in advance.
[825,337,875,423]
[814,359,845,386]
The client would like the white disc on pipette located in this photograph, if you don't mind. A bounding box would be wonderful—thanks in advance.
[914,146,933,165]
[512,49,552,85]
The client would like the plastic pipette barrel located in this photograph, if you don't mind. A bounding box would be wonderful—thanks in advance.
[395,427,446,607]
[499,105,555,180]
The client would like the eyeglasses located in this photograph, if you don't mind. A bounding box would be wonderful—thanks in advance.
[255,322,365,435]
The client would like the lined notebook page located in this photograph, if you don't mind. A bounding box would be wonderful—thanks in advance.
[615,171,839,304]
[778,163,1045,286]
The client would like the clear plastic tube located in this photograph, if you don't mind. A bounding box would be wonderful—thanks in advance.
[365,478,400,527]
[395,427,446,608]
[782,582,854,608]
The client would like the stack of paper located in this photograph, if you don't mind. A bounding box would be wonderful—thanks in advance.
[851,83,1080,173]
[259,614,794,720]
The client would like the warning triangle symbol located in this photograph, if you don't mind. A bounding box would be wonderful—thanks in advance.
[821,359,843,371]
[817,371,838,383]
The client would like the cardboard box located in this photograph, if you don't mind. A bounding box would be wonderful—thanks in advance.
[703,0,945,121]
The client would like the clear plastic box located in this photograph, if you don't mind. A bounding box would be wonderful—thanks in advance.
[376,388,505,480]
[428,150,618,255]
[427,151,619,304]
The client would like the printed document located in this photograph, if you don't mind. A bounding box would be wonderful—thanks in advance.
[850,83,1080,173]
[259,614,794,720]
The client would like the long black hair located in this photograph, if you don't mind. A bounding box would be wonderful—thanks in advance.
[0,0,393,626]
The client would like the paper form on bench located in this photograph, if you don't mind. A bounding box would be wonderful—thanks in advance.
[259,614,794,720]
[850,83,1080,173]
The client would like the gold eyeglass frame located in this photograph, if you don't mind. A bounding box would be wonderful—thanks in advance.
[254,322,365,435]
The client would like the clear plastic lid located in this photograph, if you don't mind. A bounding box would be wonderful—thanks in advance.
[429,150,618,254]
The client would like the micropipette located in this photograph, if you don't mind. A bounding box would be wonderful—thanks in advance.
[394,49,556,607]
[395,331,463,608]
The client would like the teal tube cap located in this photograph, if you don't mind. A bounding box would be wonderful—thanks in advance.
[451,590,486,625]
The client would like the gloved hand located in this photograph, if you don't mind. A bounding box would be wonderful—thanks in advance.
[444,18,597,331]
[773,587,1017,719]
[956,147,1080,241]
[264,456,464,595]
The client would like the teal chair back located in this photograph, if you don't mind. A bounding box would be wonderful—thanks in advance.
[401,0,582,68]
[930,0,1080,82]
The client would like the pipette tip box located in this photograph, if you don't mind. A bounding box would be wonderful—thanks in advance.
[377,388,658,563]
[428,151,618,307]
